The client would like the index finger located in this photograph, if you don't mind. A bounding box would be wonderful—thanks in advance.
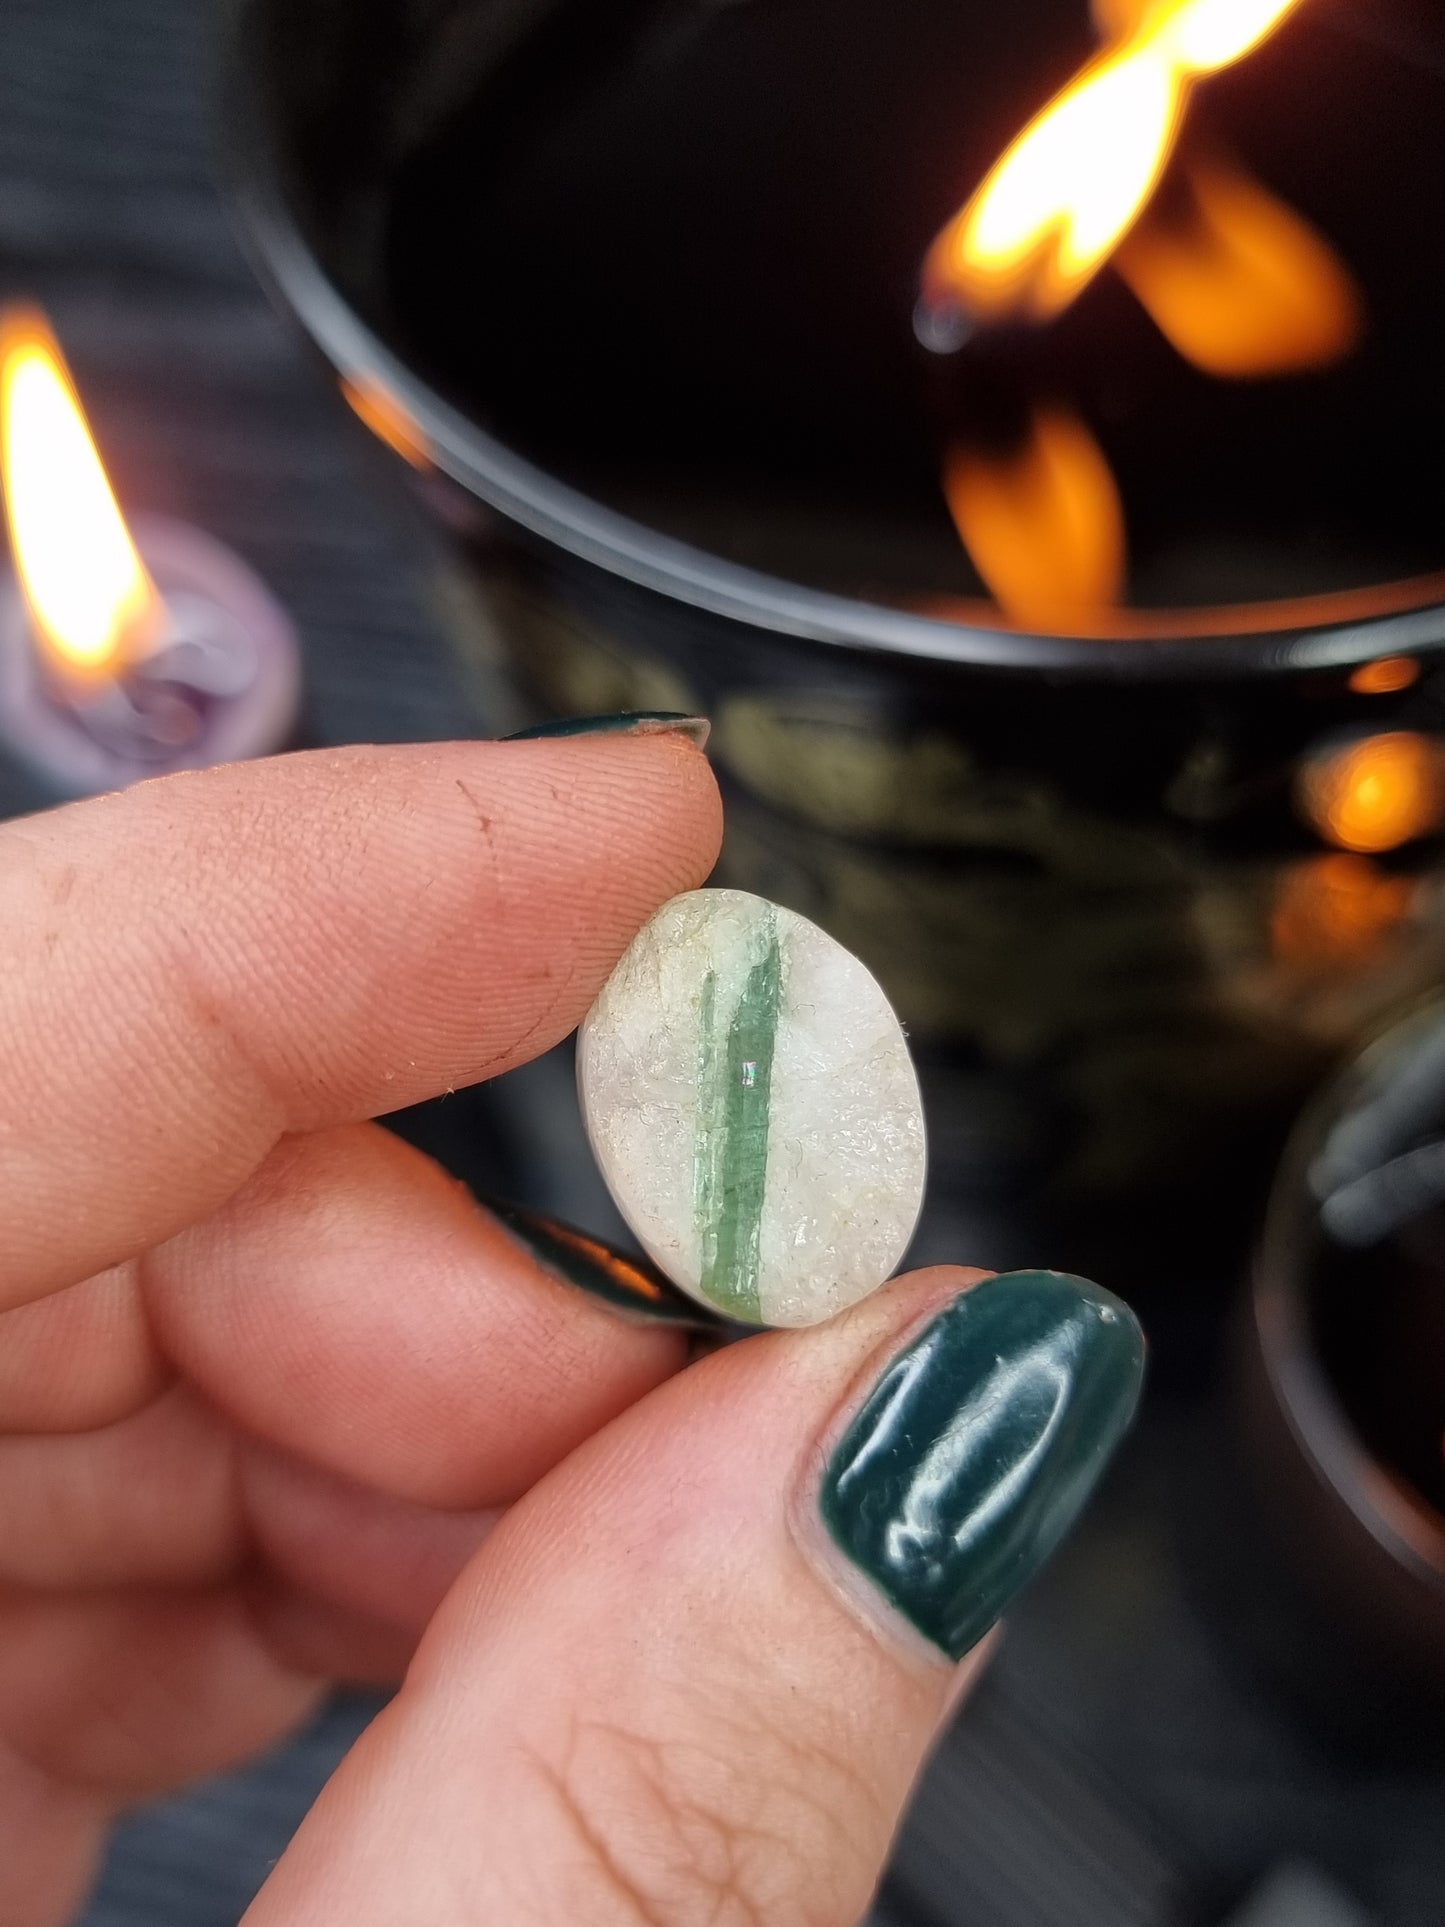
[0,731,721,1306]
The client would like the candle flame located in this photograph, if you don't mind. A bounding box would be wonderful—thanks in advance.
[0,306,162,677]
[943,408,1126,629]
[1115,161,1362,377]
[923,0,1309,324]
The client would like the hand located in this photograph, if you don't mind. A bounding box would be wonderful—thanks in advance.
[0,729,1141,1927]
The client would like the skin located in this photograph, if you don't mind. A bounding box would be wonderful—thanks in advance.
[0,734,989,1927]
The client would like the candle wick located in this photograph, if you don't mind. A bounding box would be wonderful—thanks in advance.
[913,295,977,357]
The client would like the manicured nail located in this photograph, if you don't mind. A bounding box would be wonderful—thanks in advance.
[818,1272,1145,1662]
[485,1198,723,1330]
[504,712,711,748]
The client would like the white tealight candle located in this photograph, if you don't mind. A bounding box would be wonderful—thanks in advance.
[578,889,927,1328]
[0,516,301,799]
[0,306,301,799]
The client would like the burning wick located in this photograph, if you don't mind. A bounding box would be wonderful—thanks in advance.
[919,0,1311,333]
[0,305,301,798]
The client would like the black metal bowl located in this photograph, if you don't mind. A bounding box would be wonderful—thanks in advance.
[222,0,1445,1277]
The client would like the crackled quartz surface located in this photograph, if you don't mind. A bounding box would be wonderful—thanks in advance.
[577,889,926,1327]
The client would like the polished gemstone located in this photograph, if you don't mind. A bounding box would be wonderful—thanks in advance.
[577,889,926,1326]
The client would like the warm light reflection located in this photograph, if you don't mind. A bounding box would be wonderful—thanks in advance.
[0,306,161,676]
[523,1219,677,1310]
[340,375,434,472]
[1297,733,1445,854]
[943,408,1126,629]
[1272,853,1415,965]
[1349,657,1421,696]
[1115,162,1362,376]
[922,0,1309,322]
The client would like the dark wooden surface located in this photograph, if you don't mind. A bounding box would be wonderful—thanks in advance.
[1,2,1443,1924]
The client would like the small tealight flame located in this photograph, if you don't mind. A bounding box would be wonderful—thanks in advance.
[922,0,1309,324]
[1114,161,1362,377]
[943,408,1126,630]
[0,305,162,678]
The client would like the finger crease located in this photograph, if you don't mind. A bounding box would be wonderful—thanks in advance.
[168,939,290,1142]
[526,1748,675,1927]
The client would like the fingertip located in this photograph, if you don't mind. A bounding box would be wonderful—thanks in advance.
[493,725,724,884]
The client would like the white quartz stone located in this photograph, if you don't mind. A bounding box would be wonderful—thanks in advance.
[577,888,926,1327]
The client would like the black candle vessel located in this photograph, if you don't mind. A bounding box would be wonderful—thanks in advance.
[226,0,1445,1278]
[1239,993,1445,1727]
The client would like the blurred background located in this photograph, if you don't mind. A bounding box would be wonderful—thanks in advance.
[2,0,1445,1922]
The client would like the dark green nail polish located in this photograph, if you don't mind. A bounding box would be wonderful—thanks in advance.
[486,1198,721,1330]
[819,1272,1145,1660]
[504,712,710,748]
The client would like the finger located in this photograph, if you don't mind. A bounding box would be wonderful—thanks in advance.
[0,733,721,1306]
[244,1582,424,1688]
[243,1268,1145,1926]
[0,1586,322,1797]
[147,1123,695,1505]
[0,1738,111,1927]
[239,1443,497,1631]
[0,1389,241,1591]
[0,1382,495,1615]
[0,1263,167,1433]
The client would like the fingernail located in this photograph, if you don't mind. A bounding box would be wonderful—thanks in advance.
[817,1272,1145,1662]
[504,712,711,748]
[485,1198,722,1330]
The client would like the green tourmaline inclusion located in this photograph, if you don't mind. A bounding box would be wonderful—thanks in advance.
[694,908,783,1320]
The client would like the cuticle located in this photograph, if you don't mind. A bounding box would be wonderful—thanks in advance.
[787,1455,963,1674]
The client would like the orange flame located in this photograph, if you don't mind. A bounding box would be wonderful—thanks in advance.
[943,408,1126,629]
[1114,161,1362,376]
[923,0,1309,323]
[1297,733,1445,854]
[0,306,162,678]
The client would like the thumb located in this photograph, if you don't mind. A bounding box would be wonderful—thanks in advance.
[243,1266,1144,1927]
